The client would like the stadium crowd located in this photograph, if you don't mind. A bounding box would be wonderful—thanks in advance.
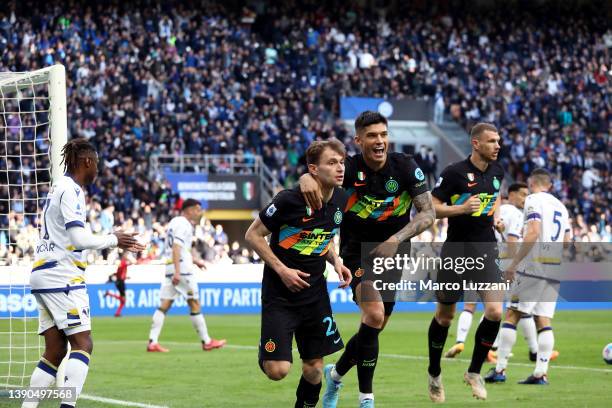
[0,0,609,266]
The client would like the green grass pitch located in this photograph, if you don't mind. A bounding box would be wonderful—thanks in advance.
[1,310,611,407]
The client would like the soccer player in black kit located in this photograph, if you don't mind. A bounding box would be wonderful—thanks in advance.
[245,140,352,408]
[300,111,435,407]
[427,123,506,402]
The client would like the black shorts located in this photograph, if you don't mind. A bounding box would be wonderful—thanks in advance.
[344,256,398,316]
[435,243,504,304]
[258,295,343,364]
[115,279,126,297]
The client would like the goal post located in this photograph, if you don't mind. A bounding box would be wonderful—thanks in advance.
[0,64,67,388]
[0,64,67,183]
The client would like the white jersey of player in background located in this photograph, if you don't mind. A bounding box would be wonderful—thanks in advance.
[163,216,195,276]
[522,192,570,280]
[496,203,524,270]
[30,175,88,291]
[497,203,524,242]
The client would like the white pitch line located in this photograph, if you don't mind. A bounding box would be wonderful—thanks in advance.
[80,394,169,408]
[98,340,612,374]
[2,384,168,408]
[380,352,612,374]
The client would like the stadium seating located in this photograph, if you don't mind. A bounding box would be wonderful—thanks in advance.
[0,0,609,264]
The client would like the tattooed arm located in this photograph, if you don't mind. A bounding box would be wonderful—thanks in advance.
[370,191,435,259]
[392,191,436,242]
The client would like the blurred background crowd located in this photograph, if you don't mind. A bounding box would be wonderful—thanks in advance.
[0,0,609,267]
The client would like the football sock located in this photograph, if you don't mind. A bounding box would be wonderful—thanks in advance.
[190,312,212,344]
[428,316,449,377]
[519,315,539,354]
[30,357,57,386]
[61,350,90,407]
[534,327,554,377]
[115,297,126,316]
[149,308,166,343]
[330,365,343,382]
[359,392,374,402]
[21,358,58,407]
[456,309,473,344]
[356,323,381,394]
[295,375,321,408]
[495,322,517,372]
[335,332,358,376]
[106,292,122,301]
[492,331,500,350]
[468,317,500,373]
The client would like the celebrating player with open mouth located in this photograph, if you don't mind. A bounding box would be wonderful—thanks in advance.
[25,138,146,408]
[300,111,435,408]
[246,140,352,408]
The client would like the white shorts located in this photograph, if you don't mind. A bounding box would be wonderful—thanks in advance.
[508,274,559,318]
[35,289,91,336]
[160,275,199,300]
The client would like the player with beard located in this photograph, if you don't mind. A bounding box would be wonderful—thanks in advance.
[300,111,435,407]
[427,123,505,402]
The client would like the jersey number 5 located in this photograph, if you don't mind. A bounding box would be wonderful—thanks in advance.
[551,211,562,242]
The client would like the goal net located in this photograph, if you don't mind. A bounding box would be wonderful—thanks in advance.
[0,65,67,388]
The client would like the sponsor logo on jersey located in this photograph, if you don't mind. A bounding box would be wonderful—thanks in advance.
[278,227,339,256]
[451,192,499,216]
[345,190,412,221]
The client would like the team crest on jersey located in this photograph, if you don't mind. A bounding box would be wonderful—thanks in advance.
[266,204,277,217]
[435,177,443,188]
[415,168,425,181]
[467,173,475,182]
[385,178,398,193]
[357,171,365,181]
[306,206,312,217]
[334,210,342,224]
[264,339,276,353]
[493,177,500,190]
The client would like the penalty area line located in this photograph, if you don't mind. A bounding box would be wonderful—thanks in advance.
[76,394,169,408]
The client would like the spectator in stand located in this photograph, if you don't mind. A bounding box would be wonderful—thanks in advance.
[0,0,608,265]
